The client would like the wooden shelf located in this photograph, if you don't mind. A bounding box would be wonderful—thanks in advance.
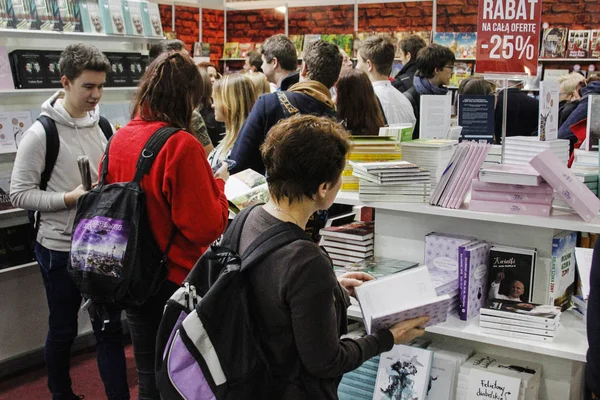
[0,261,37,275]
[335,191,600,233]
[0,28,164,43]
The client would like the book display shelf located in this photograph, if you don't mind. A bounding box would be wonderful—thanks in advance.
[335,191,592,399]
[0,27,164,377]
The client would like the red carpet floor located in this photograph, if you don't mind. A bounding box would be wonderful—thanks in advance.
[0,344,139,400]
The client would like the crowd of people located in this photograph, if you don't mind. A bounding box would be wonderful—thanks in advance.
[8,32,600,400]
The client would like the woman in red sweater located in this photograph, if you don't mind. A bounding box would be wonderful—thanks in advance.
[102,53,230,399]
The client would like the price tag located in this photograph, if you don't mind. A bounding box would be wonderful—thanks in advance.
[475,0,542,74]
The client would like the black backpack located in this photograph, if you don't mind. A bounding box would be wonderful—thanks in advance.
[29,115,113,231]
[68,126,179,308]
[156,204,310,399]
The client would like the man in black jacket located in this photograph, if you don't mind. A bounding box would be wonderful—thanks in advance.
[229,40,342,175]
[494,84,539,144]
[261,34,299,91]
[392,34,427,93]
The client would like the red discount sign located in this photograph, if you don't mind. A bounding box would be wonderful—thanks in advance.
[475,0,542,75]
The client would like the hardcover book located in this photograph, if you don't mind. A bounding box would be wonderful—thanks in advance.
[478,327,555,343]
[0,0,16,28]
[540,27,568,58]
[469,199,551,217]
[0,46,15,90]
[123,0,144,35]
[193,42,210,57]
[34,0,62,31]
[478,164,542,186]
[481,299,560,325]
[10,50,47,88]
[5,224,34,266]
[424,232,476,275]
[566,30,590,58]
[459,241,490,321]
[487,246,536,303]
[457,94,494,142]
[104,52,130,87]
[99,0,125,34]
[479,320,555,337]
[374,345,433,400]
[80,0,103,33]
[591,30,600,59]
[12,0,38,29]
[471,179,553,195]
[42,51,61,87]
[320,221,374,241]
[123,52,145,85]
[425,351,459,400]
[538,80,560,141]
[433,32,457,54]
[549,231,577,310]
[143,1,161,37]
[455,32,476,59]
[530,149,600,222]
[58,0,82,32]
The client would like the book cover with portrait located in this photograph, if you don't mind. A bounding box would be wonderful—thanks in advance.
[487,245,536,304]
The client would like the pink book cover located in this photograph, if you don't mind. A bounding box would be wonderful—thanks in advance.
[445,143,482,208]
[441,143,475,208]
[530,150,600,222]
[471,179,553,194]
[471,190,553,205]
[469,199,551,217]
[450,144,491,209]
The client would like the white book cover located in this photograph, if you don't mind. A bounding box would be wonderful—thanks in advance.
[374,345,433,400]
[479,327,555,342]
[0,111,33,151]
[426,352,459,400]
[355,266,451,333]
[479,314,557,330]
[419,95,452,140]
[466,369,521,400]
[461,352,542,386]
[479,320,555,337]
[538,80,560,141]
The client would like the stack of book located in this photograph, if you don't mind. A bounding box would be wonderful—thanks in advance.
[350,160,431,203]
[400,139,457,191]
[483,144,502,166]
[429,141,491,209]
[319,222,375,268]
[571,149,599,196]
[479,300,561,343]
[337,356,378,399]
[427,343,475,400]
[457,353,543,399]
[472,164,552,217]
[504,136,569,166]
[333,256,419,279]
[571,294,587,320]
[342,137,402,192]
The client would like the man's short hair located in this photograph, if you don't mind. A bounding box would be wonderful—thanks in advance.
[261,34,298,72]
[148,39,186,61]
[358,35,395,76]
[58,43,110,81]
[247,50,263,72]
[415,44,456,79]
[398,34,427,60]
[303,40,342,89]
[261,114,350,204]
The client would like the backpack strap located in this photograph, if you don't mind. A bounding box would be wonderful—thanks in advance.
[133,126,181,184]
[276,92,300,118]
[98,116,114,141]
[240,222,310,272]
[36,116,60,192]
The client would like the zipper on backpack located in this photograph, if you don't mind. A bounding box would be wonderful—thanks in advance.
[190,285,197,309]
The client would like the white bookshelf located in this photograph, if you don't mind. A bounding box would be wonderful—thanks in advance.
[0,261,37,275]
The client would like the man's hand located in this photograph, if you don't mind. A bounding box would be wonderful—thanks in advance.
[338,271,374,298]
[389,316,429,345]
[64,184,87,208]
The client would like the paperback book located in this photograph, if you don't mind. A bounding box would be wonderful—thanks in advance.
[223,42,239,59]
[42,51,61,87]
[238,43,254,58]
[374,345,433,400]
[0,0,16,28]
[587,95,600,151]
[487,246,536,303]
[10,49,47,88]
[35,0,62,31]
[455,32,476,59]
[480,314,556,330]
[540,27,568,58]
[12,0,37,29]
[566,30,590,58]
[58,0,83,32]
[123,0,145,35]
[458,241,490,321]
[80,0,104,33]
[479,319,555,337]
[334,257,419,279]
[549,231,577,310]
[99,0,126,34]
[320,221,374,242]
[481,299,560,324]
[433,32,457,54]
[143,1,161,37]
[224,169,268,214]
[104,52,129,86]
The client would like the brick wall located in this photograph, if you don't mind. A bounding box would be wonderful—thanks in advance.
[160,0,597,65]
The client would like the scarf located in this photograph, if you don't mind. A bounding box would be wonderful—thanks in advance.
[413,76,448,96]
[288,80,335,110]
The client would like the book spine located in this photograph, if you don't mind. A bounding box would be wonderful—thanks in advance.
[479,320,555,337]
[549,237,559,305]
[470,190,553,205]
[480,314,556,329]
[469,199,551,217]
[479,308,557,324]
[479,327,555,343]
[459,246,469,321]
[530,150,600,222]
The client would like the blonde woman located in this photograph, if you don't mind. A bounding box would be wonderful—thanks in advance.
[246,71,271,97]
[208,73,258,168]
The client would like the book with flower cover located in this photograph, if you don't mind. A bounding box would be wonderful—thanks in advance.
[320,221,374,241]
[566,30,591,58]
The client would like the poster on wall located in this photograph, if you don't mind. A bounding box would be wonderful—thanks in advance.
[475,0,542,74]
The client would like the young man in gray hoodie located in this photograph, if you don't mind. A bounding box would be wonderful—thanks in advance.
[10,44,129,400]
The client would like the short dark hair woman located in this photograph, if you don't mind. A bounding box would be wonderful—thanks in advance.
[237,114,429,398]
[336,68,386,135]
[102,53,230,398]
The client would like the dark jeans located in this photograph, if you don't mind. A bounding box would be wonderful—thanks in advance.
[35,242,129,400]
[126,279,178,400]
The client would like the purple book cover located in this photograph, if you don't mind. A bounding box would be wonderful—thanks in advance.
[460,242,490,321]
[424,233,477,276]
[458,240,479,321]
